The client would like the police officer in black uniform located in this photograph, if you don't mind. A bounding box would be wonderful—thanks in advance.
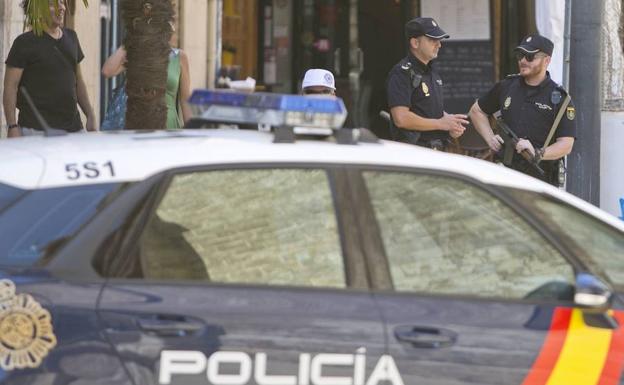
[470,34,577,185]
[386,17,468,150]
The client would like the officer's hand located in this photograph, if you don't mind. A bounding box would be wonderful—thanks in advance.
[487,135,504,152]
[449,130,461,139]
[516,138,535,157]
[441,113,468,137]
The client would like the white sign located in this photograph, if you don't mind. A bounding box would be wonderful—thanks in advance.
[421,0,491,41]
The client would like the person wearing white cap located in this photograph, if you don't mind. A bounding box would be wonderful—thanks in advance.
[301,69,336,96]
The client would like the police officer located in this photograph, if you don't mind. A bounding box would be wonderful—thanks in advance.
[470,34,576,185]
[386,17,468,150]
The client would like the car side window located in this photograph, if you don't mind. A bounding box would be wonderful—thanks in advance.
[137,168,346,288]
[506,189,624,287]
[362,171,575,300]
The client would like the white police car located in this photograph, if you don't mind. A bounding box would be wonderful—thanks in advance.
[0,90,623,385]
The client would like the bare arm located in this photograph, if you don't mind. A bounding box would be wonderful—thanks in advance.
[518,136,574,159]
[542,137,574,160]
[178,50,192,124]
[469,100,503,151]
[390,106,468,137]
[102,46,126,78]
[76,65,97,131]
[3,66,23,137]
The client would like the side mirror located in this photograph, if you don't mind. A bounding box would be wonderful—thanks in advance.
[574,273,612,309]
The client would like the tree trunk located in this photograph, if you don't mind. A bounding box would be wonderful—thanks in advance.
[121,0,173,129]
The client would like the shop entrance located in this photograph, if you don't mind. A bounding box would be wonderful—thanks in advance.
[290,0,407,134]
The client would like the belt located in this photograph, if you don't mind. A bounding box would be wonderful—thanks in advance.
[416,138,448,150]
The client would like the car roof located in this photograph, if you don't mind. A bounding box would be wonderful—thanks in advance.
[1,129,622,230]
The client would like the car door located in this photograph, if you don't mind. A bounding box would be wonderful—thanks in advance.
[0,182,131,385]
[353,168,624,385]
[96,166,387,385]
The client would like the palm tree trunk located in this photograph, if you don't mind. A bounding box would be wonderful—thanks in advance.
[121,0,174,130]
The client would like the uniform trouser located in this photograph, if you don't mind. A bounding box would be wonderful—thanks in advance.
[511,160,560,187]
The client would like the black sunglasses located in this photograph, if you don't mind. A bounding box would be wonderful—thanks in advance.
[303,88,334,95]
[515,51,545,62]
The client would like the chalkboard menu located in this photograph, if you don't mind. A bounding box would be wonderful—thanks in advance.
[435,41,495,114]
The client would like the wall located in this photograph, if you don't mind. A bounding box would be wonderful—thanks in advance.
[71,0,102,126]
[601,113,624,220]
[180,0,208,90]
[601,0,624,219]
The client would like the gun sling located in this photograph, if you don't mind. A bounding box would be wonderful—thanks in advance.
[542,94,571,149]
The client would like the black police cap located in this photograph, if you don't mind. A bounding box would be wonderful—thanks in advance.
[405,17,450,40]
[515,34,554,56]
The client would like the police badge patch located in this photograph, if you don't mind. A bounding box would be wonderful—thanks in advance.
[566,106,576,120]
[0,279,56,370]
[422,82,430,97]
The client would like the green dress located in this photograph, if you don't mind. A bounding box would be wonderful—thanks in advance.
[165,49,183,128]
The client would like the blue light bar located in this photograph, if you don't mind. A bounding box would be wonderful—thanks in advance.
[188,89,347,129]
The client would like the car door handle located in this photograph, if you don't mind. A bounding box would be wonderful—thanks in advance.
[137,315,204,336]
[394,325,457,348]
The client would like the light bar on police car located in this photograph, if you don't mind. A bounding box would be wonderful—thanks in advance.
[188,89,347,130]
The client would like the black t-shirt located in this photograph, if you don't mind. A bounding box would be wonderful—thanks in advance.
[6,29,84,131]
[386,54,448,143]
[477,72,577,184]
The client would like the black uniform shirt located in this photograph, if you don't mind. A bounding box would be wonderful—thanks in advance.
[477,72,576,147]
[386,54,448,142]
[6,29,84,132]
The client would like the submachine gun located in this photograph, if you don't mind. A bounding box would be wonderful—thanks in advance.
[495,116,544,176]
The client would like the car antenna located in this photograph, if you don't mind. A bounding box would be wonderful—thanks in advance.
[19,86,67,137]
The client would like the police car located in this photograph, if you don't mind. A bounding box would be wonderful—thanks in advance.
[0,90,623,385]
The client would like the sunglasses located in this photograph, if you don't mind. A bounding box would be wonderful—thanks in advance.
[515,52,546,62]
[303,88,334,95]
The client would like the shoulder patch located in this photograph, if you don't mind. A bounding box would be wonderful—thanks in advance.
[566,106,576,120]
[400,60,412,71]
[551,89,562,105]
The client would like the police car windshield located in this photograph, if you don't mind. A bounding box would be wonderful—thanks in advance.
[0,183,123,267]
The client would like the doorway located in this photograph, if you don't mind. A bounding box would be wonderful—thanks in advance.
[359,0,407,137]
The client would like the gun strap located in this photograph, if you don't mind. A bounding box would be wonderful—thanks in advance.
[542,94,571,150]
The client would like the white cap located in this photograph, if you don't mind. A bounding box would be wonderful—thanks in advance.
[302,69,336,91]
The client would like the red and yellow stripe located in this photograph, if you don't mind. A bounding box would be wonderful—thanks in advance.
[522,308,624,385]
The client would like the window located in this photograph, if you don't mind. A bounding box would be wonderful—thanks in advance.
[138,169,345,288]
[0,183,25,213]
[507,189,624,287]
[0,183,121,266]
[362,172,574,299]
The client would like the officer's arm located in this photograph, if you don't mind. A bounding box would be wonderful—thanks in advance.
[541,137,574,160]
[2,66,23,137]
[390,106,449,132]
[469,101,493,137]
[469,101,503,151]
